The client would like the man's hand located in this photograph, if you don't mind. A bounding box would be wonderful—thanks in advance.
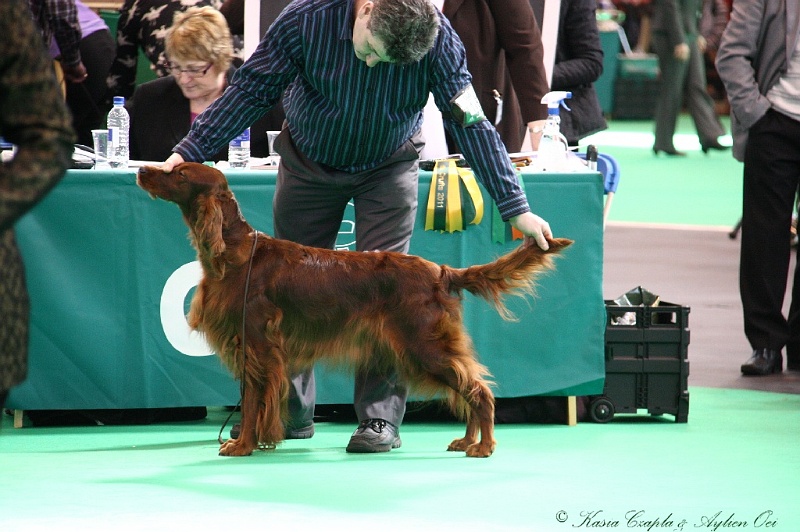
[509,211,552,250]
[161,153,185,172]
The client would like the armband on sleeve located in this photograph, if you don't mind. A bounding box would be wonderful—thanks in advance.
[449,84,486,128]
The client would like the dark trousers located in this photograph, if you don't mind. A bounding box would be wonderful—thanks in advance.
[740,108,800,367]
[68,29,115,147]
[652,32,724,150]
[271,127,424,428]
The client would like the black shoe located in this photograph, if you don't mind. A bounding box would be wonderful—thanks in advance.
[346,418,402,453]
[700,140,730,154]
[285,423,315,439]
[653,147,687,157]
[229,422,314,440]
[741,348,783,376]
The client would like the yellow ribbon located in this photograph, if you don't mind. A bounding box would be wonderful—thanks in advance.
[425,159,484,232]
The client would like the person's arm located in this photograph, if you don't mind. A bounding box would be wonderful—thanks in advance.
[43,0,88,82]
[430,23,551,249]
[1,0,75,232]
[714,0,769,130]
[550,0,605,90]
[220,0,244,35]
[106,0,140,99]
[657,0,690,59]
[700,0,729,53]
[46,0,82,66]
[488,0,549,125]
[166,10,298,170]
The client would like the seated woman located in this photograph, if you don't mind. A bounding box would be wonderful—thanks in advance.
[126,6,279,163]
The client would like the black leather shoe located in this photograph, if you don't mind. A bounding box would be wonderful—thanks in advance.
[700,140,730,154]
[286,423,315,439]
[229,422,314,440]
[346,418,402,453]
[653,147,687,157]
[741,348,783,376]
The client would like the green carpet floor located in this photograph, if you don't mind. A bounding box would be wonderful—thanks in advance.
[2,117,798,531]
[582,115,743,228]
[2,388,799,531]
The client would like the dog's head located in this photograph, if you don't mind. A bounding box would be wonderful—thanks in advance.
[137,162,229,207]
[138,162,233,277]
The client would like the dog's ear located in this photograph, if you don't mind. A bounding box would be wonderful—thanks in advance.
[194,193,226,278]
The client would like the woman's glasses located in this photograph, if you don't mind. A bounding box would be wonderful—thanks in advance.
[167,62,213,78]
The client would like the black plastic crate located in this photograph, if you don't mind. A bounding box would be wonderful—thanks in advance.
[612,77,659,120]
[589,301,690,423]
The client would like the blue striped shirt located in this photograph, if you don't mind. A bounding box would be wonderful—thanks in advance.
[175,0,530,220]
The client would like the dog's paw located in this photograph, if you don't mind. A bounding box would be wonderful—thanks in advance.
[465,441,495,458]
[219,438,255,457]
[446,437,473,452]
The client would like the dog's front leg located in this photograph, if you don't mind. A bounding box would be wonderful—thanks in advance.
[219,345,262,456]
[219,381,260,456]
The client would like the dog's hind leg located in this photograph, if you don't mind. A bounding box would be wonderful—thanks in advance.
[445,374,496,458]
[406,318,496,457]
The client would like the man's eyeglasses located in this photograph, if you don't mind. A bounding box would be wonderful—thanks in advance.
[167,62,213,78]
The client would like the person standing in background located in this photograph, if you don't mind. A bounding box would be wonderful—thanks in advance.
[28,0,89,85]
[716,0,800,376]
[650,0,726,156]
[50,0,115,147]
[530,0,608,146]
[442,0,550,153]
[1,0,75,411]
[699,0,730,113]
[614,0,653,53]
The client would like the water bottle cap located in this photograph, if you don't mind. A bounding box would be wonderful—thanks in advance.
[113,96,125,106]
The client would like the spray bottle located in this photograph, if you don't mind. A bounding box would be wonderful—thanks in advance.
[536,91,572,172]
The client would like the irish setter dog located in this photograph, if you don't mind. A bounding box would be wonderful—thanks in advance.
[137,162,572,458]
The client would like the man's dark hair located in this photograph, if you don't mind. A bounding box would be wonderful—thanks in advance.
[367,0,440,65]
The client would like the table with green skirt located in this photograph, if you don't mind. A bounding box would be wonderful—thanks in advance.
[8,168,606,417]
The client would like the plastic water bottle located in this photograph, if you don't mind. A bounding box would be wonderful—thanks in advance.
[107,96,130,168]
[228,127,250,168]
[536,91,572,172]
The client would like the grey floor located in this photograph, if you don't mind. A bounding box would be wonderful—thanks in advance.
[604,222,800,395]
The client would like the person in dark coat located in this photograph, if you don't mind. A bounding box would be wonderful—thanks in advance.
[530,0,608,146]
[1,0,75,410]
[443,0,550,153]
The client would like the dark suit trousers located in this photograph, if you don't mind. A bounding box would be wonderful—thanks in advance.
[271,127,425,429]
[652,33,724,150]
[740,109,800,367]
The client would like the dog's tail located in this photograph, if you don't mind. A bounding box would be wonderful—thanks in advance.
[441,237,573,320]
